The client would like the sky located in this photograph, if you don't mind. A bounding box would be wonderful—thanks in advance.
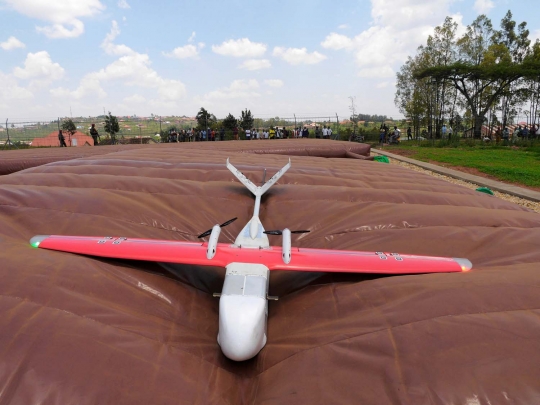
[1,0,539,122]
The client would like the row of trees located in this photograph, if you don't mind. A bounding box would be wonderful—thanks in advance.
[195,108,254,131]
[395,11,540,138]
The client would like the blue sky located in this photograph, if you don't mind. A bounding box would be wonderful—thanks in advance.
[1,0,539,121]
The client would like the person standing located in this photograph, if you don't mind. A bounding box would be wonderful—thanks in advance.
[502,127,509,144]
[441,124,447,139]
[522,125,529,140]
[58,130,67,147]
[407,126,412,140]
[513,126,521,143]
[90,124,100,146]
[245,128,251,141]
[233,127,239,140]
[219,127,225,141]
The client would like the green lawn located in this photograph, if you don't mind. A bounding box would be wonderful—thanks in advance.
[384,145,540,188]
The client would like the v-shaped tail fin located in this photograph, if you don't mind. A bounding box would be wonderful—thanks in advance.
[226,158,291,198]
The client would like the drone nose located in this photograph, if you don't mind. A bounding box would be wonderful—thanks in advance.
[218,295,267,361]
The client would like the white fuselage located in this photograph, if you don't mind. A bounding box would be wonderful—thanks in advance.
[217,263,269,361]
[217,214,271,361]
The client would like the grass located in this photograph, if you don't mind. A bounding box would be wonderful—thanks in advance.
[384,143,540,188]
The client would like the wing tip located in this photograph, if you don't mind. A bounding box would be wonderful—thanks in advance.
[30,235,50,248]
[453,257,472,272]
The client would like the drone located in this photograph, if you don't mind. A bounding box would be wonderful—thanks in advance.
[30,158,472,361]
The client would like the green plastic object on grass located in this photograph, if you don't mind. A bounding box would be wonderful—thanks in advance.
[374,156,390,164]
[476,187,494,195]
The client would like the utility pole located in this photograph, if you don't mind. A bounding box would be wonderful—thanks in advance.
[335,113,339,140]
[349,96,357,141]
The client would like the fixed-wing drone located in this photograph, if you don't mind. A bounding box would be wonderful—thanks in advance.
[30,159,472,361]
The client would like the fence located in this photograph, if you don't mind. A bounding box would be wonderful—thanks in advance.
[0,114,346,149]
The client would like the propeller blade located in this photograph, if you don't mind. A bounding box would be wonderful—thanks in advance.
[197,229,212,238]
[220,217,237,228]
[198,217,238,238]
[263,230,283,235]
[291,230,310,234]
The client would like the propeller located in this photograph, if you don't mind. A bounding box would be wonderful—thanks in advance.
[263,230,310,235]
[198,217,238,238]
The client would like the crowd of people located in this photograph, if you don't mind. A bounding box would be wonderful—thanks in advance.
[378,124,404,144]
[490,124,540,143]
[164,125,334,142]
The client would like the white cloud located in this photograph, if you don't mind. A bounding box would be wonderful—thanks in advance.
[264,79,283,88]
[52,21,186,101]
[321,33,354,50]
[13,51,65,87]
[200,79,260,101]
[272,47,327,65]
[3,0,105,39]
[338,24,349,30]
[101,20,135,56]
[36,20,85,39]
[0,71,34,101]
[188,31,196,43]
[474,0,494,14]
[358,66,394,78]
[532,29,540,44]
[118,0,130,9]
[212,38,267,58]
[163,43,204,59]
[238,59,271,70]
[371,0,454,29]
[319,0,460,78]
[123,94,145,103]
[0,36,26,50]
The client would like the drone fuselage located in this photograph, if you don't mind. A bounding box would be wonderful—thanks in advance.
[217,263,269,361]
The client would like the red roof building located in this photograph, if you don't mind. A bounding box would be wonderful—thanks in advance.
[32,131,94,147]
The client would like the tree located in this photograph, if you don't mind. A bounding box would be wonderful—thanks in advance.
[413,13,534,138]
[195,107,216,129]
[61,118,77,146]
[396,17,461,138]
[239,109,254,130]
[493,11,531,129]
[222,113,238,130]
[104,111,120,144]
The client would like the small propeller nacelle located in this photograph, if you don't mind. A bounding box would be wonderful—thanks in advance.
[198,217,237,260]
[263,228,310,264]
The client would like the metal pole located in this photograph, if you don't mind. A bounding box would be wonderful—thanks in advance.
[335,113,339,140]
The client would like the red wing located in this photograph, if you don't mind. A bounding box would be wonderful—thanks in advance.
[30,235,214,266]
[269,248,471,274]
[31,235,471,274]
